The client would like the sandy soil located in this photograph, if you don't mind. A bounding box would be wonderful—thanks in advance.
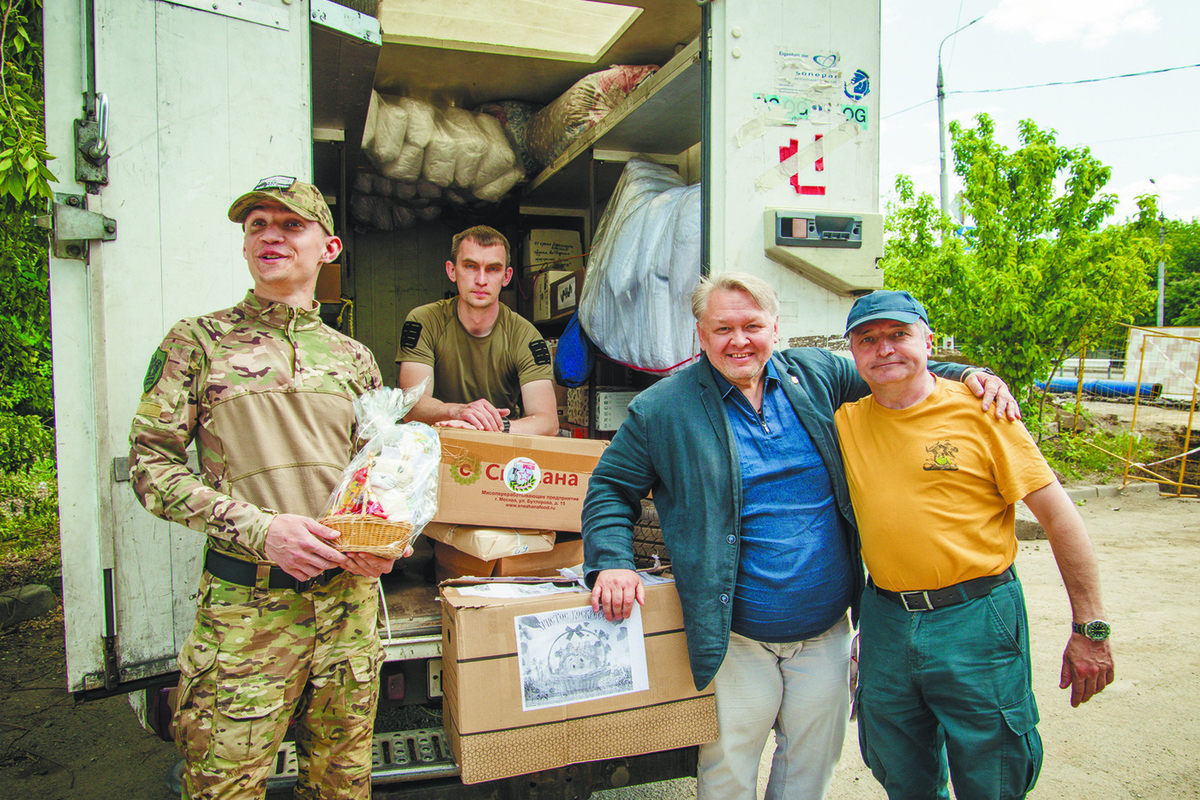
[2,485,1198,800]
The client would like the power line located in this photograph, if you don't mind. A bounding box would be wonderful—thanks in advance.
[954,62,1200,95]
[883,62,1200,120]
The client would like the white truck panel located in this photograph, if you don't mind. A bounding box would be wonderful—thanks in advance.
[49,0,313,691]
[711,0,882,343]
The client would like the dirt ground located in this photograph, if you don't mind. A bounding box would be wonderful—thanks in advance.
[2,484,1198,800]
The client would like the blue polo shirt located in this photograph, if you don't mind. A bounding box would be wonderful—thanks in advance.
[716,361,854,642]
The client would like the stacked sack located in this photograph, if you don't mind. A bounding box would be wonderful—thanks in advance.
[354,92,526,230]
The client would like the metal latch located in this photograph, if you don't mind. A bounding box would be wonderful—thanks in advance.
[35,193,117,260]
[76,92,109,187]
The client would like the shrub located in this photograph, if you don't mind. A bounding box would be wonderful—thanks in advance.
[0,410,53,472]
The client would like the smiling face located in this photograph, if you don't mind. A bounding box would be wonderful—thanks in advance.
[847,318,934,390]
[696,288,779,393]
[241,200,341,305]
[447,237,512,310]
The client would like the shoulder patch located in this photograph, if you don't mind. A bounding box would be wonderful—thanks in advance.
[401,320,423,350]
[143,348,168,393]
[529,339,551,366]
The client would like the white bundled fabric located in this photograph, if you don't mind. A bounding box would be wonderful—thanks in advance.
[362,91,408,168]
[580,157,702,375]
[360,90,524,204]
[473,113,518,187]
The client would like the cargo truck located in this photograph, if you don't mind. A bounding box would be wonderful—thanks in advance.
[43,0,884,796]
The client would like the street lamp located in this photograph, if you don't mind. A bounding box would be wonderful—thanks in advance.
[938,16,983,217]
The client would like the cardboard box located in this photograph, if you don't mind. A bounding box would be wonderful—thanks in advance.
[550,268,585,318]
[566,386,640,431]
[441,578,717,784]
[524,229,582,274]
[432,534,584,582]
[315,262,341,303]
[433,429,607,532]
[533,269,573,321]
[424,523,556,561]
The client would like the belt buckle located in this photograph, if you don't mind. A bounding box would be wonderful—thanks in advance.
[294,570,329,593]
[900,590,934,612]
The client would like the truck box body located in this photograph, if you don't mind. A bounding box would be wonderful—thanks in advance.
[44,0,881,792]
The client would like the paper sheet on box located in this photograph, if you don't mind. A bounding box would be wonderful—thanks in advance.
[453,582,585,599]
[514,604,649,712]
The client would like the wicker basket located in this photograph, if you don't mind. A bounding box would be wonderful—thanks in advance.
[320,515,414,558]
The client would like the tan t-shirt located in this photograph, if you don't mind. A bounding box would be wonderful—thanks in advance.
[835,378,1054,592]
[395,297,553,418]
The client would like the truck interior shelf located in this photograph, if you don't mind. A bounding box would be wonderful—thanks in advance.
[521,36,702,209]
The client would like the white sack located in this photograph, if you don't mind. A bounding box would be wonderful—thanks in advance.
[579,157,702,375]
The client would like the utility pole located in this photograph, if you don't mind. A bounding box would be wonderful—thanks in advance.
[1157,212,1166,327]
[938,16,983,217]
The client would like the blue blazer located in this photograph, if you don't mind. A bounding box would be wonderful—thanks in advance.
[582,348,970,689]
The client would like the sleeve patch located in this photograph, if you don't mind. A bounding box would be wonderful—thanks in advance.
[529,339,551,366]
[400,320,423,350]
[142,348,168,393]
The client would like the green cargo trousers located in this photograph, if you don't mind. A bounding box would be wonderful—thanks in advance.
[173,568,383,800]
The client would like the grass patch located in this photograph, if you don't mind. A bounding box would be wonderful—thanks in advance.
[1029,404,1159,484]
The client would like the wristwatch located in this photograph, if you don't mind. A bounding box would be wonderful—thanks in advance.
[1072,620,1111,641]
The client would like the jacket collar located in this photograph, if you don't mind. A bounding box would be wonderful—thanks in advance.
[236,290,322,332]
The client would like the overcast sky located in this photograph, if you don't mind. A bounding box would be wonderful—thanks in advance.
[880,0,1200,224]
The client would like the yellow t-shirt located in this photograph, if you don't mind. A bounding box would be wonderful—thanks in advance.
[834,378,1054,592]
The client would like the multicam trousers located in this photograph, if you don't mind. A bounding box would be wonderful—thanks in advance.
[173,568,383,800]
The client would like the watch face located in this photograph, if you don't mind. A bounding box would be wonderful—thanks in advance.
[1085,620,1111,641]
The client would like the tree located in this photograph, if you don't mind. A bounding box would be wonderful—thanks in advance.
[882,114,1161,400]
[1134,218,1200,327]
[1,0,54,461]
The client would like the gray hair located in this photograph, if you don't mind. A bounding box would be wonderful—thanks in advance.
[691,272,779,321]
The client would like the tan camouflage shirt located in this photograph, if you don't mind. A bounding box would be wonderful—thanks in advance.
[129,291,382,560]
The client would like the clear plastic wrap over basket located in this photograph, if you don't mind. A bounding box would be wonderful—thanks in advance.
[319,382,440,558]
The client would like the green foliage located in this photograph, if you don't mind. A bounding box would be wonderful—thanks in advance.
[0,211,53,416]
[0,456,57,553]
[0,0,55,208]
[0,0,53,419]
[0,409,51,471]
[1135,218,1200,327]
[883,114,1160,399]
[1028,406,1156,484]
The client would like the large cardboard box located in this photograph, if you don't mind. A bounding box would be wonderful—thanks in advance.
[431,535,584,582]
[441,578,717,784]
[533,269,573,321]
[434,429,607,532]
[523,229,582,274]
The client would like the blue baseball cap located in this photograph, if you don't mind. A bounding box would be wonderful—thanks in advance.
[845,290,929,335]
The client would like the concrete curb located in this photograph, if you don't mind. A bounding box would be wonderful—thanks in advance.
[1017,481,1162,540]
[1063,481,1161,502]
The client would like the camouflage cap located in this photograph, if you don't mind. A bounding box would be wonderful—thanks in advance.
[227,176,335,235]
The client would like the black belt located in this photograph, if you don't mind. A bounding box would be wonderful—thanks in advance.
[869,567,1015,612]
[205,549,343,593]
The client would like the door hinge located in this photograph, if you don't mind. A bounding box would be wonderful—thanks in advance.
[35,193,117,261]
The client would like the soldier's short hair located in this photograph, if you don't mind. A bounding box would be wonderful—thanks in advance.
[451,225,510,267]
[691,272,779,322]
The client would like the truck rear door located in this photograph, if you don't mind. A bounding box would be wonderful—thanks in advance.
[44,0,314,695]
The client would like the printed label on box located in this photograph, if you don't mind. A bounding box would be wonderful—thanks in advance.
[515,604,648,712]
